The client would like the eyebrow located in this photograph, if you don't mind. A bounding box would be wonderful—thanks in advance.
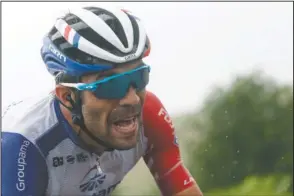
[95,60,144,80]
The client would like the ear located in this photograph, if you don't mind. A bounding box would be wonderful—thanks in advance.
[55,85,75,108]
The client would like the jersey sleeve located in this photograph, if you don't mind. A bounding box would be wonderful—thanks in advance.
[1,132,49,196]
[142,91,196,196]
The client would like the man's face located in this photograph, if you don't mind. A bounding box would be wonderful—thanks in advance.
[80,60,146,150]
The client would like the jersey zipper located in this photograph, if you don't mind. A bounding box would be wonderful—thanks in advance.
[94,154,103,174]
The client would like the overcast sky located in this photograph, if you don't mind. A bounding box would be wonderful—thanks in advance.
[2,2,293,115]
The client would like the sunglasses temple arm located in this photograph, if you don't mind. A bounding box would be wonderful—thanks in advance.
[59,82,82,89]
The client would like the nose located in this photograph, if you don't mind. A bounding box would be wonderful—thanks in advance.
[119,86,140,105]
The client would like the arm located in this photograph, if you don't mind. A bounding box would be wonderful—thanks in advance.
[142,91,203,196]
[1,132,48,196]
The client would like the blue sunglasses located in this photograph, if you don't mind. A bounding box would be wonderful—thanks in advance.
[60,65,150,99]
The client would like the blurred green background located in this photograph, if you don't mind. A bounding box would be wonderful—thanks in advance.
[113,69,293,195]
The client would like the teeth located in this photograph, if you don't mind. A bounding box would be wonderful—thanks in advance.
[112,117,138,134]
[113,114,138,122]
[114,117,135,124]
[123,117,135,121]
[114,118,134,127]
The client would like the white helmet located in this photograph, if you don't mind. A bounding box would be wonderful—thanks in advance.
[41,6,151,76]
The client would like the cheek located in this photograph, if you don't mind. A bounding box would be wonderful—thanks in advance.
[81,93,116,124]
[82,106,105,123]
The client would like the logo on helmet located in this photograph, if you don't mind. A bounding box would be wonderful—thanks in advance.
[124,54,136,61]
[49,44,66,63]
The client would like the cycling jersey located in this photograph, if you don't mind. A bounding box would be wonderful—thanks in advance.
[1,91,195,196]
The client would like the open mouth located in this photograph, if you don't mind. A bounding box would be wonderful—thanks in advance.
[113,116,136,126]
[111,114,140,134]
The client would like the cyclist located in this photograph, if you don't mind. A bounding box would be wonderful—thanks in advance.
[1,6,203,196]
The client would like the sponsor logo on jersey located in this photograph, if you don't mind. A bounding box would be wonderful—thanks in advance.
[16,140,30,191]
[79,166,120,195]
[158,107,175,129]
[52,153,89,167]
[91,181,120,196]
[52,156,64,167]
[79,166,106,192]
[66,155,75,164]
[76,152,89,162]
[80,173,106,192]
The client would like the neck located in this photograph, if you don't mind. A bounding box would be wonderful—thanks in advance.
[59,103,106,155]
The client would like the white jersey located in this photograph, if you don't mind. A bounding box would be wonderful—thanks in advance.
[1,93,147,196]
[2,91,193,196]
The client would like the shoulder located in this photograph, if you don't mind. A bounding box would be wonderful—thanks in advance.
[142,91,176,147]
[143,91,174,128]
[2,92,60,143]
[2,92,73,157]
[1,132,48,195]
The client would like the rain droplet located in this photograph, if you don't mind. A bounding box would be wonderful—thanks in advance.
[224,110,228,114]
[201,168,204,171]
[237,150,240,153]
[281,157,284,160]
[233,160,238,165]
[222,166,225,169]
[211,174,214,177]
[208,144,212,148]
[205,149,208,152]
[226,136,229,139]
[233,176,235,179]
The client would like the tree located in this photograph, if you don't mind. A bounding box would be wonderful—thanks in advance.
[187,70,293,192]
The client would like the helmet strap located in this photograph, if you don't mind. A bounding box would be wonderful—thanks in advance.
[66,90,115,152]
[55,73,115,152]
